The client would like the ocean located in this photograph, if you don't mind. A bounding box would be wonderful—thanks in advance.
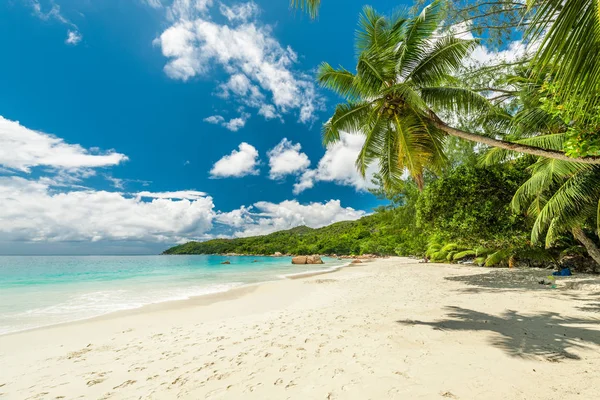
[0,255,346,335]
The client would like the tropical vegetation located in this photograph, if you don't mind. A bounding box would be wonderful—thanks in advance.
[166,0,600,272]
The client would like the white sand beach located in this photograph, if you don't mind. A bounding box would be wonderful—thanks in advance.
[1,257,600,399]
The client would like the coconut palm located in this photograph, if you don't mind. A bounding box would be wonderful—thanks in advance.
[481,85,600,267]
[318,3,491,189]
[510,148,600,267]
[298,0,600,165]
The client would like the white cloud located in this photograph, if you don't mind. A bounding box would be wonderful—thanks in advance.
[143,0,164,9]
[448,22,534,68]
[0,116,127,173]
[222,114,249,131]
[204,115,225,124]
[0,176,215,243]
[30,0,82,45]
[267,138,310,179]
[219,1,259,22]
[65,30,82,45]
[0,118,368,247]
[155,1,321,123]
[258,104,278,120]
[219,199,366,237]
[137,190,208,200]
[210,142,259,178]
[293,132,378,194]
[204,113,249,131]
[166,0,213,21]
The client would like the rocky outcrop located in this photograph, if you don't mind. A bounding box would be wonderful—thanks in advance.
[292,256,307,264]
[307,255,324,264]
[221,260,231,264]
[351,259,362,264]
[292,255,324,265]
[273,252,283,257]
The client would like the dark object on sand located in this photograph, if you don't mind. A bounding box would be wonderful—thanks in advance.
[553,267,572,276]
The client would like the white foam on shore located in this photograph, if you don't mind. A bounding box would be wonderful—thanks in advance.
[280,261,352,280]
[0,282,244,336]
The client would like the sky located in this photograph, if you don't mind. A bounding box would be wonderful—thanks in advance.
[0,0,524,255]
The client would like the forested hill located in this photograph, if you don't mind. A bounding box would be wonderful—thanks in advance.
[162,211,403,256]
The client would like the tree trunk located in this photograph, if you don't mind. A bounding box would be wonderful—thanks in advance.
[430,119,600,165]
[571,227,600,267]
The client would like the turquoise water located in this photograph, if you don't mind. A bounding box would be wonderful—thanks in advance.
[0,255,345,335]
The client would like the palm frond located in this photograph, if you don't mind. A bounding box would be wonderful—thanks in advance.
[409,36,479,86]
[290,0,321,18]
[317,63,359,100]
[528,0,600,113]
[322,102,373,144]
[420,86,493,115]
[396,0,445,78]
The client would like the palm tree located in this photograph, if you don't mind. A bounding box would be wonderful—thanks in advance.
[299,0,600,165]
[481,82,600,267]
[510,146,600,267]
[319,4,475,188]
[527,0,600,115]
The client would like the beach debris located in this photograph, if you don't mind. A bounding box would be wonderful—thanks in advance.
[552,267,572,276]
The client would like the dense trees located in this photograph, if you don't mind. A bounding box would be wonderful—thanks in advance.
[172,1,600,270]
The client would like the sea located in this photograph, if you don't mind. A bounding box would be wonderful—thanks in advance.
[0,255,346,335]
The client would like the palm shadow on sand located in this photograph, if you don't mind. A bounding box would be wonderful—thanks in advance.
[397,306,600,361]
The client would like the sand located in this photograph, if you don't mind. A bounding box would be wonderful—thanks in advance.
[1,257,600,399]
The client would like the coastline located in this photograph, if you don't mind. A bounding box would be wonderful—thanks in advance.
[0,259,350,337]
[2,257,600,399]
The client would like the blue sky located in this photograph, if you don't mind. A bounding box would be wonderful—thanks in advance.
[0,0,522,254]
[0,0,413,254]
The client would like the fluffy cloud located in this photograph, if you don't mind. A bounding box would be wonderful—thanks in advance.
[218,199,366,237]
[267,138,310,179]
[210,142,259,177]
[166,0,213,20]
[137,190,208,200]
[203,113,249,131]
[0,116,127,173]
[293,132,378,194]
[155,1,321,124]
[65,30,82,45]
[0,176,215,243]
[449,22,533,68]
[0,118,368,249]
[219,1,259,22]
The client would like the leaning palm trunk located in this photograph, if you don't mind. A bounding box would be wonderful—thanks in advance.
[571,227,600,268]
[429,115,600,164]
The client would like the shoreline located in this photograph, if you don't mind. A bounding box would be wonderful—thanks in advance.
[2,257,600,399]
[1,260,351,338]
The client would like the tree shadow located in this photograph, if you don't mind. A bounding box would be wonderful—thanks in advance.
[397,306,600,361]
[446,269,556,293]
[446,270,600,294]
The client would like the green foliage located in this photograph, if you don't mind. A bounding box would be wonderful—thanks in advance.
[484,250,511,267]
[453,250,476,260]
[164,206,423,257]
[416,162,530,246]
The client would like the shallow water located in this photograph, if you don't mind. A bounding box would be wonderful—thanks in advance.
[0,255,344,334]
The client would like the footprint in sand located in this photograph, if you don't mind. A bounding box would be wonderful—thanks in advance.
[113,380,136,389]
